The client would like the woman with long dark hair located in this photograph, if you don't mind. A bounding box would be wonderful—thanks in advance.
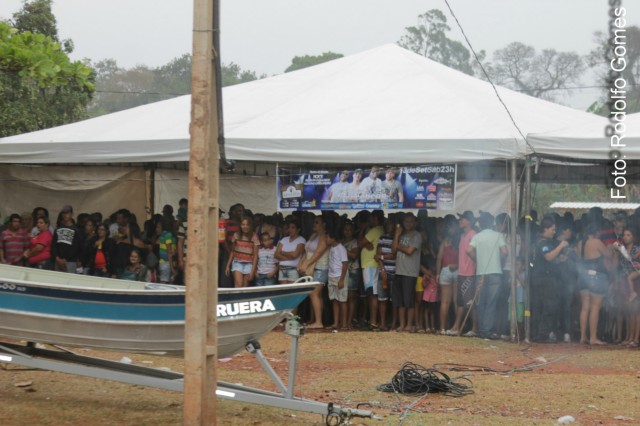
[25,216,53,270]
[614,227,640,347]
[577,223,612,345]
[298,214,330,329]
[436,216,459,334]
[87,223,116,277]
[225,215,259,288]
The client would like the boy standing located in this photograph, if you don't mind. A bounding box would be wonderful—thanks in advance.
[256,232,279,286]
[158,218,177,283]
[0,213,29,266]
[53,205,82,273]
[327,229,349,330]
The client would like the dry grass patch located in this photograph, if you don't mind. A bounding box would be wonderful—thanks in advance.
[2,331,639,425]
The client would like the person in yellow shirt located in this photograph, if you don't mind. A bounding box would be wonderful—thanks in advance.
[359,210,386,331]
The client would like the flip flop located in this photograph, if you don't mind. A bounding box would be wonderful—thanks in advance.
[306,324,324,330]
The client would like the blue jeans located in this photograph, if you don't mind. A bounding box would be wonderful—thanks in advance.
[312,268,328,284]
[477,274,502,337]
[278,266,299,282]
[255,274,276,286]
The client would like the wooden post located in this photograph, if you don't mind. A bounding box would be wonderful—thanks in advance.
[524,157,532,343]
[184,0,220,423]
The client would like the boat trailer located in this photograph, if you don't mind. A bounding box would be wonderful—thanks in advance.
[0,316,372,425]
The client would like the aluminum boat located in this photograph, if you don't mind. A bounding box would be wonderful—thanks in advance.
[0,264,315,358]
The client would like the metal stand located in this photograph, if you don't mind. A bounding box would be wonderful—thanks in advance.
[0,317,372,425]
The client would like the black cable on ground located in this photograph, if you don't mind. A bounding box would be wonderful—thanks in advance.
[376,362,474,397]
[433,353,569,376]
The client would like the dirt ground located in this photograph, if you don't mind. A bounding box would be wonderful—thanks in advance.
[1,329,639,425]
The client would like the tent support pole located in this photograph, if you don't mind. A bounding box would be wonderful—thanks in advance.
[148,163,156,217]
[509,159,518,340]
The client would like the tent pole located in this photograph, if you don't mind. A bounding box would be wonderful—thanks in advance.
[509,160,517,340]
[524,156,532,343]
[148,163,156,217]
[184,0,220,424]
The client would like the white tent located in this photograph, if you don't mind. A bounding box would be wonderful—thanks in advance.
[527,112,640,160]
[0,44,601,165]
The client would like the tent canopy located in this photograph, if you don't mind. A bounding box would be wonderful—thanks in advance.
[527,113,640,160]
[1,44,601,164]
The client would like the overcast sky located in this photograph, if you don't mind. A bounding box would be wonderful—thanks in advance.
[2,0,639,109]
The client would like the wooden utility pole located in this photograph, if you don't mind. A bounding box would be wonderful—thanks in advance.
[184,0,220,423]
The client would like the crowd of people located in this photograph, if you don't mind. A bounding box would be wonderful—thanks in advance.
[1,201,639,347]
[0,201,188,284]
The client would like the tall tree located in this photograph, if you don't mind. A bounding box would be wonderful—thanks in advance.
[89,54,263,116]
[221,62,263,86]
[284,52,343,73]
[398,9,480,75]
[155,53,192,95]
[485,42,585,101]
[89,60,157,116]
[11,0,58,40]
[0,20,94,137]
[11,0,73,53]
[587,26,640,114]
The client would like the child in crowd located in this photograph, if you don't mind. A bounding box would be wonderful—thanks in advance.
[342,220,361,329]
[421,274,438,332]
[419,230,438,333]
[326,229,349,330]
[119,248,149,282]
[177,198,188,224]
[226,215,259,287]
[158,218,176,283]
[256,232,278,286]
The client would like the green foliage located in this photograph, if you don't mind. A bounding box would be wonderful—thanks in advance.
[221,62,263,86]
[0,21,95,137]
[89,54,263,116]
[284,52,343,73]
[155,53,192,95]
[89,59,158,116]
[531,183,639,217]
[485,42,585,101]
[398,9,480,75]
[12,0,58,41]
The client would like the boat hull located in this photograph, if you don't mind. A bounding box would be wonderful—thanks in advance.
[0,264,316,358]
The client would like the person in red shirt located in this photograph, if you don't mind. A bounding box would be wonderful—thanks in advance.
[25,216,53,269]
[1,213,29,266]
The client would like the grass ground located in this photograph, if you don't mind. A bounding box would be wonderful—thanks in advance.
[1,330,639,425]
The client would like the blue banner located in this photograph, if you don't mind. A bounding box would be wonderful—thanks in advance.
[277,164,456,211]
